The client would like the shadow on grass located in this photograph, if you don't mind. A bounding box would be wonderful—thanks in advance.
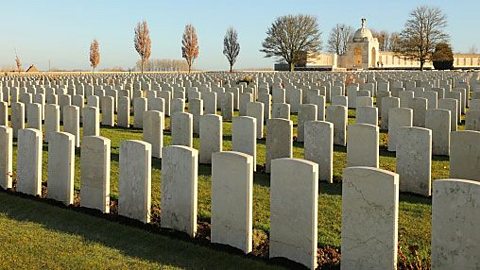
[0,191,283,269]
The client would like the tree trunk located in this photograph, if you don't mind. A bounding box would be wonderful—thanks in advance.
[188,64,191,74]
[229,63,233,73]
[289,62,295,72]
[141,59,144,74]
[420,60,424,71]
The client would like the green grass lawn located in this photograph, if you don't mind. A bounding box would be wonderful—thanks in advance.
[3,107,456,267]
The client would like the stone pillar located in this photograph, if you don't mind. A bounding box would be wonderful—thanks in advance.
[161,145,198,236]
[143,110,163,158]
[0,126,12,189]
[80,136,111,213]
[63,105,80,147]
[133,97,147,128]
[171,112,193,147]
[304,121,333,183]
[101,96,115,127]
[211,151,253,253]
[432,179,480,269]
[396,127,432,196]
[199,114,222,164]
[266,118,293,173]
[326,105,347,146]
[11,102,25,139]
[450,130,480,181]
[17,128,42,196]
[83,106,100,137]
[342,167,399,269]
[117,96,130,128]
[270,158,318,270]
[426,109,451,156]
[347,124,379,168]
[47,132,75,205]
[118,140,151,223]
[246,102,264,139]
[297,104,317,142]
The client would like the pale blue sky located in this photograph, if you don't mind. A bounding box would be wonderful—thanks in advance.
[1,0,479,71]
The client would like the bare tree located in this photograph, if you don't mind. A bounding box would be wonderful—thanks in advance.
[134,20,152,74]
[181,24,199,74]
[371,30,390,51]
[223,27,240,72]
[260,14,322,72]
[15,50,21,73]
[89,39,100,73]
[387,32,401,51]
[468,45,478,54]
[396,6,449,70]
[327,24,353,55]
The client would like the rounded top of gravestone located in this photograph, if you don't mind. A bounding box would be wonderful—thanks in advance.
[351,18,374,43]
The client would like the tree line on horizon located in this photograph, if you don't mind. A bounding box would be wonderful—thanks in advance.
[11,5,473,73]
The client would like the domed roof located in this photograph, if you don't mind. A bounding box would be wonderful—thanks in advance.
[351,18,373,42]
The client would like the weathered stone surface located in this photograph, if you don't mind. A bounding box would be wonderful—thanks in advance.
[47,132,75,205]
[161,145,198,237]
[297,104,317,142]
[465,110,480,131]
[26,103,42,131]
[17,128,42,196]
[239,93,253,116]
[11,102,25,138]
[266,118,293,173]
[289,88,302,113]
[342,167,399,270]
[246,102,264,139]
[438,98,458,131]
[119,140,151,223]
[117,96,130,128]
[347,124,379,168]
[221,92,234,121]
[431,179,480,270]
[80,136,111,213]
[450,131,480,181]
[304,121,333,183]
[189,98,203,134]
[171,112,193,147]
[326,105,347,146]
[271,103,290,120]
[270,158,318,270]
[381,97,400,130]
[411,97,428,127]
[387,107,413,152]
[232,116,256,171]
[396,127,432,196]
[0,102,7,126]
[211,151,253,253]
[199,114,222,164]
[356,106,378,126]
[133,97,147,128]
[101,96,115,127]
[83,106,100,137]
[0,126,12,189]
[143,110,163,158]
[63,105,80,147]
[425,109,451,156]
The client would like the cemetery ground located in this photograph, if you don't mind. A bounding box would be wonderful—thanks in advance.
[0,107,458,269]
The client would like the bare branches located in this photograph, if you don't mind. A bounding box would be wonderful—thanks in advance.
[223,27,240,72]
[89,39,100,72]
[396,6,449,70]
[134,20,152,74]
[260,14,322,71]
[14,50,21,73]
[182,24,199,74]
[327,24,353,55]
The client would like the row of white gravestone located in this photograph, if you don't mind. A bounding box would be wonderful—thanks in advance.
[5,128,479,270]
